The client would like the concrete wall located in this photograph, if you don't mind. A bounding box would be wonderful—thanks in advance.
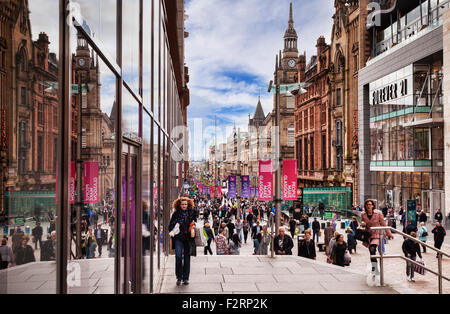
[358,24,444,205]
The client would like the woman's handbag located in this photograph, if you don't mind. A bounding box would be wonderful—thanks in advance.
[414,260,425,275]
[194,227,204,247]
[344,251,351,266]
[355,228,371,243]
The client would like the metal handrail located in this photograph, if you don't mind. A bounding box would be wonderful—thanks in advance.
[371,226,449,294]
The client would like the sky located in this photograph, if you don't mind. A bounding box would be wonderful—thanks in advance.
[185,0,335,160]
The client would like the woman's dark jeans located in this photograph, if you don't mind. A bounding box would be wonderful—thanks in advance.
[175,239,191,281]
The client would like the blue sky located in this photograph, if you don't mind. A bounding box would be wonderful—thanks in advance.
[185,0,335,160]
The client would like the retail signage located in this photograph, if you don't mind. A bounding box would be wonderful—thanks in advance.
[369,65,413,106]
[206,186,210,196]
[228,176,237,198]
[210,186,215,198]
[256,187,259,198]
[69,161,76,204]
[241,175,250,198]
[84,162,99,204]
[282,160,297,201]
[250,186,255,198]
[258,160,273,201]
[407,200,417,226]
[217,186,222,199]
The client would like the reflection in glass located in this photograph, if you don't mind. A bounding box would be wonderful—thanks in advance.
[142,113,152,293]
[69,37,116,294]
[72,0,117,61]
[122,0,140,94]
[0,0,59,294]
[122,87,141,142]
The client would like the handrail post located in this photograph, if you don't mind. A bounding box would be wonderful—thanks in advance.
[438,253,443,294]
[379,232,384,286]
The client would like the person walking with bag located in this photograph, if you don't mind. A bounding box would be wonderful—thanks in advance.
[202,222,215,255]
[361,199,394,281]
[418,222,428,253]
[215,228,228,255]
[242,220,250,244]
[168,197,197,286]
[402,232,422,282]
[431,222,446,258]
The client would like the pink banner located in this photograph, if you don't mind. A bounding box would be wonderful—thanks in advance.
[84,161,99,204]
[282,160,297,201]
[258,160,273,201]
[210,186,215,197]
[217,186,222,198]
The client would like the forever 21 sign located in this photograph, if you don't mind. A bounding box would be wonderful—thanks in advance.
[372,79,408,105]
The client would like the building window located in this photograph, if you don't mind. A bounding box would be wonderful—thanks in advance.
[310,137,314,170]
[21,87,27,105]
[310,108,314,128]
[336,120,343,170]
[53,106,58,129]
[336,88,341,107]
[298,139,302,170]
[304,110,308,130]
[38,103,44,125]
[287,125,295,147]
[304,139,308,171]
[18,121,28,173]
[322,134,327,169]
[321,103,326,125]
[37,134,43,171]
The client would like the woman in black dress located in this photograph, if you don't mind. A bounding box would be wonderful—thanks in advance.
[15,235,35,265]
[298,230,316,260]
[331,234,347,267]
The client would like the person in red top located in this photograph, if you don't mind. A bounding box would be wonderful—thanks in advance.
[361,199,394,280]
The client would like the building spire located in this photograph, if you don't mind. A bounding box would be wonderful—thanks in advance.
[289,2,294,27]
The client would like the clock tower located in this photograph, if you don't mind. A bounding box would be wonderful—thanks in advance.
[279,2,299,83]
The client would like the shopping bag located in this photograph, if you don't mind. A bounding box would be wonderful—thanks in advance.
[355,228,371,243]
[344,252,351,266]
[414,261,425,275]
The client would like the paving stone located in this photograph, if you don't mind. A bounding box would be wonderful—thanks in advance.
[221,282,259,292]
[223,274,276,283]
[205,267,233,275]
[161,282,223,293]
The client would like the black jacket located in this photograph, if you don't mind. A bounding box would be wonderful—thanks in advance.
[298,239,316,259]
[402,239,422,259]
[274,234,294,255]
[32,226,43,238]
[432,226,446,242]
[418,213,427,223]
[312,220,320,232]
[251,225,263,238]
[168,208,197,242]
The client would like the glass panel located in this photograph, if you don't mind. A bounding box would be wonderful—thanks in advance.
[143,0,152,113]
[154,1,161,121]
[0,0,60,294]
[122,87,141,142]
[142,113,151,293]
[122,0,140,94]
[67,36,117,293]
[160,131,165,265]
[153,124,160,271]
[72,0,117,61]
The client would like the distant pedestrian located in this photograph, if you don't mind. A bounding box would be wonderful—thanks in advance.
[402,232,422,282]
[432,222,446,257]
[418,222,428,253]
[0,238,13,269]
[228,233,241,255]
[226,220,235,243]
[235,218,243,242]
[298,230,316,260]
[346,229,357,254]
[324,222,334,255]
[243,220,250,244]
[434,209,443,224]
[274,227,294,255]
[418,210,427,224]
[32,223,43,250]
[289,217,296,238]
[327,231,339,262]
[330,234,347,267]
[251,221,263,239]
[202,222,215,255]
[312,218,320,243]
[15,235,35,266]
[349,217,358,235]
[215,228,228,255]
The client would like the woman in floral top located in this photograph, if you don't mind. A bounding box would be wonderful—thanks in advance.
[215,228,228,255]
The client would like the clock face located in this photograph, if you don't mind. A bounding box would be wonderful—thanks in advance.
[78,58,86,66]
[288,59,296,68]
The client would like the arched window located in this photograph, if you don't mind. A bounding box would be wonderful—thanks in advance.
[18,120,28,173]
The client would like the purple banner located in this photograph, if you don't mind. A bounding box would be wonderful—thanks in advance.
[241,175,250,198]
[250,186,255,198]
[228,176,237,198]
[256,187,259,198]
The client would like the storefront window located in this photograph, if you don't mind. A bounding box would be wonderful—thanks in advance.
[142,112,152,294]
[414,128,430,160]
[122,0,140,94]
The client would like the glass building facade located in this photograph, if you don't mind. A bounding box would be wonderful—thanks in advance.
[0,0,189,294]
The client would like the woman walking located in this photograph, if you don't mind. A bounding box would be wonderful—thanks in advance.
[14,235,35,266]
[243,220,250,244]
[0,239,13,269]
[402,232,422,282]
[168,197,197,286]
[330,234,347,267]
[202,222,215,255]
[228,233,241,255]
[298,230,316,260]
[418,222,428,253]
[361,199,394,280]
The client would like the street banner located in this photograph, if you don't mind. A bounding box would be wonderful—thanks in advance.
[241,175,250,198]
[206,186,210,196]
[250,186,255,198]
[84,161,99,204]
[258,160,273,201]
[69,161,76,204]
[282,160,297,201]
[153,186,158,200]
[407,200,417,226]
[217,186,222,198]
[228,176,237,198]
[210,186,215,198]
[256,187,259,198]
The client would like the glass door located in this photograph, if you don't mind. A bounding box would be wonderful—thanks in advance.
[120,144,140,294]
